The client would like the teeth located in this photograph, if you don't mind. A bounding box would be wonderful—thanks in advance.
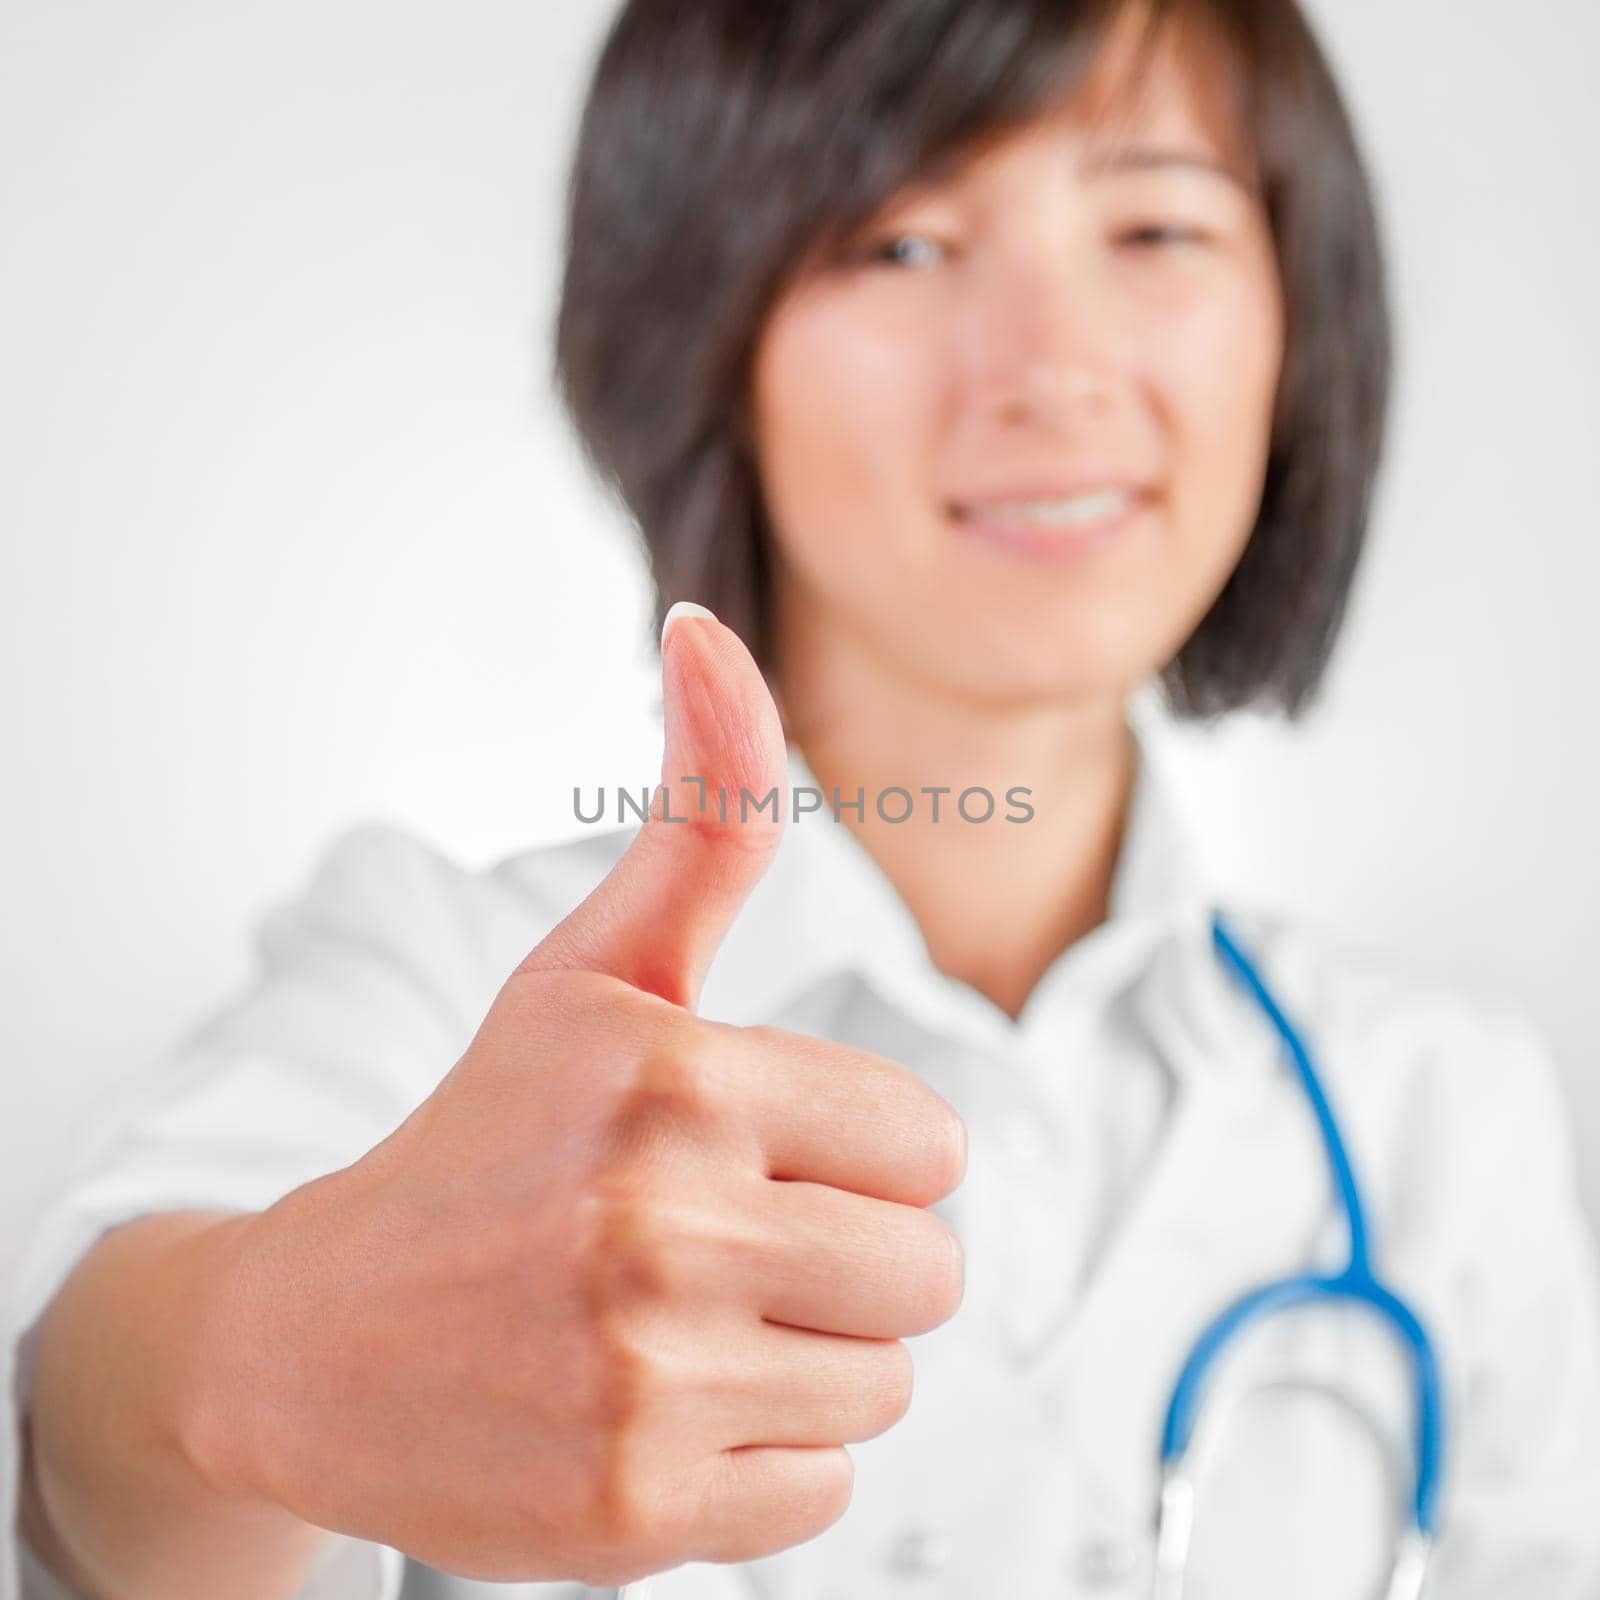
[965,489,1133,527]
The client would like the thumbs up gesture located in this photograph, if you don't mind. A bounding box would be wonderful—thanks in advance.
[186,604,969,1589]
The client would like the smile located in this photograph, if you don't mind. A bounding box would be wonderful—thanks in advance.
[947,486,1151,558]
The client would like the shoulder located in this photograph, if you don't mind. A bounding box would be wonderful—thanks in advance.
[279,815,635,939]
[250,817,638,1024]
[1211,897,1562,1108]
[487,821,636,923]
[1210,897,1584,1255]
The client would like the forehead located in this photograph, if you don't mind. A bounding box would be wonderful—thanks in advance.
[959,5,1257,189]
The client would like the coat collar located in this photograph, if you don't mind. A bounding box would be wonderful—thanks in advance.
[698,681,1231,1063]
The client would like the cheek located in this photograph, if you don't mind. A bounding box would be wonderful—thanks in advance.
[751,299,943,579]
[1149,262,1283,517]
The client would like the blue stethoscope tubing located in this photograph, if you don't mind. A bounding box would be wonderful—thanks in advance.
[1160,909,1446,1541]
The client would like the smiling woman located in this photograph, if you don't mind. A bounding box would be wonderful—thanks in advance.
[553,0,1388,723]
[9,3,1600,1600]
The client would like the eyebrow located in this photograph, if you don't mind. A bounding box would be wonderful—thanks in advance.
[1080,143,1254,193]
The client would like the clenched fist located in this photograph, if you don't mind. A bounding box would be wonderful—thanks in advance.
[186,602,969,1588]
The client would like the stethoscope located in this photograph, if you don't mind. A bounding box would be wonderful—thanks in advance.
[619,907,1445,1600]
[1152,907,1446,1599]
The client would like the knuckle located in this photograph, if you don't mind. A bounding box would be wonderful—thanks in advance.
[505,963,631,1027]
[612,1026,728,1144]
[570,1435,665,1564]
[914,1215,965,1325]
[574,1182,686,1307]
[628,1034,711,1106]
[506,966,686,1063]
[502,1399,663,1575]
[911,1090,969,1198]
[742,1021,795,1053]
[813,1446,857,1529]
[693,1444,856,1565]
[584,1309,654,1431]
[871,1340,916,1430]
[941,1104,970,1189]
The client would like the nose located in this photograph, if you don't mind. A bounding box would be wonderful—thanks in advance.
[958,243,1117,427]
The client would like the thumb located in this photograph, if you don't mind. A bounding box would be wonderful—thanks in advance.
[517,601,788,1011]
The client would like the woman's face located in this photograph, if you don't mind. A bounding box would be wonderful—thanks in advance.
[749,21,1284,710]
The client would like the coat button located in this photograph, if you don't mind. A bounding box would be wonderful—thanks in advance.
[996,1105,1048,1165]
[1076,1534,1138,1586]
[886,1526,955,1576]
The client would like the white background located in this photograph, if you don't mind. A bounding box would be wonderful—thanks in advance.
[2,0,1596,1289]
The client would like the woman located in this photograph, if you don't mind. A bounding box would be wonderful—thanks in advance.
[7,1,1600,1597]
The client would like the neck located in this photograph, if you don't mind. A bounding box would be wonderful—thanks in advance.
[774,612,1138,1023]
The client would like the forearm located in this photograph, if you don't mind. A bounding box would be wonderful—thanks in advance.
[21,1210,339,1600]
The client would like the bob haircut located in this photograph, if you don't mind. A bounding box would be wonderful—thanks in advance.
[552,0,1392,721]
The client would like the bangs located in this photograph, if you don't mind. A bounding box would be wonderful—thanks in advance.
[1075,2,1265,192]
[750,0,1265,282]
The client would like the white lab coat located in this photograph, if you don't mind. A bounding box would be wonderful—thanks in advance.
[7,700,1600,1600]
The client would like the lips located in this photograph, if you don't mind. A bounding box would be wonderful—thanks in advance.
[946,481,1154,558]
[949,486,1141,529]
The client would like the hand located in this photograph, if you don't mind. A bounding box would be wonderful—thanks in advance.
[186,603,969,1587]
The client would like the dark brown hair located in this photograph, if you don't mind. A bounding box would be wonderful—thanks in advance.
[552,0,1392,721]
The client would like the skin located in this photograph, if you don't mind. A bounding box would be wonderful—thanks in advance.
[21,13,1285,1597]
[752,15,1284,1016]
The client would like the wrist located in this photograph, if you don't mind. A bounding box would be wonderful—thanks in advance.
[172,1209,295,1506]
[27,1208,336,1600]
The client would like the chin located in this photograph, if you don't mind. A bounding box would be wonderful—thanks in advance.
[890,599,1155,703]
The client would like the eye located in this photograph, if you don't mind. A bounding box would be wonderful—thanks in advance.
[865,231,947,270]
[1115,222,1209,250]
